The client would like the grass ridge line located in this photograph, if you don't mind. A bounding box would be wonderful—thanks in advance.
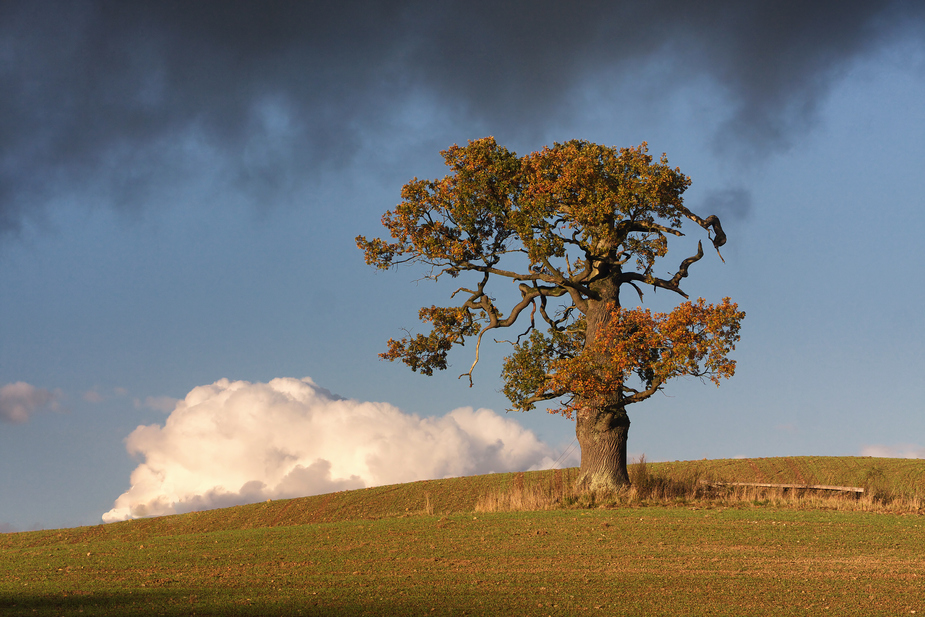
[3,456,923,544]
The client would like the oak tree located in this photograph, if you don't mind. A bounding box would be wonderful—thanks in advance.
[358,138,744,490]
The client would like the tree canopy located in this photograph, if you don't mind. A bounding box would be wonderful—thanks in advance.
[358,137,743,423]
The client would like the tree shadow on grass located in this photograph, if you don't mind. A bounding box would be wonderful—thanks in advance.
[1,589,431,616]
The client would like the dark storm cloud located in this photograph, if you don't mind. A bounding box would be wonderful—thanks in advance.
[1,0,922,237]
[699,187,752,223]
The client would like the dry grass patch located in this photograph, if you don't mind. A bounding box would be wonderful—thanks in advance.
[477,455,925,515]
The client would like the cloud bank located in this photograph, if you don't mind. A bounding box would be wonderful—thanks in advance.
[3,1,923,239]
[0,382,59,424]
[103,377,560,522]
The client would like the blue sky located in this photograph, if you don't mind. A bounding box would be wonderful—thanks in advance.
[1,1,924,531]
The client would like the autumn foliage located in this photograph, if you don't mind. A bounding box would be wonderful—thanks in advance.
[359,136,743,487]
[502,298,744,418]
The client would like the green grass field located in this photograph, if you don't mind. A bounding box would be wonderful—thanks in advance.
[2,456,924,616]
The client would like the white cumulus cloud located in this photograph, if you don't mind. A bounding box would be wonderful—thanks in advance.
[861,444,925,459]
[0,382,60,424]
[103,377,559,522]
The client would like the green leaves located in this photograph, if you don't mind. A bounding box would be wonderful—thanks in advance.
[501,323,584,412]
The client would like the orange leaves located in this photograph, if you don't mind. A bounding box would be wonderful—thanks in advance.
[377,305,482,376]
[656,297,744,385]
[357,137,693,279]
[516,140,690,272]
[359,137,743,421]
[418,305,480,339]
[357,137,521,271]
[538,298,744,418]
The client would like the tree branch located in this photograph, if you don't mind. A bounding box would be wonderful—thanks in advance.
[619,240,705,299]
[621,375,665,405]
[682,211,727,262]
[619,220,685,238]
[459,327,489,387]
[669,240,705,289]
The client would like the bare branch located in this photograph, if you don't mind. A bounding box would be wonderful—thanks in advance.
[520,387,568,409]
[669,240,705,289]
[620,240,706,299]
[628,281,645,303]
[682,211,727,262]
[620,220,685,238]
[514,299,538,344]
[450,286,479,299]
[459,327,489,387]
[537,294,560,329]
[621,374,666,405]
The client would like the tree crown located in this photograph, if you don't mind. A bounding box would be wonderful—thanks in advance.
[358,137,742,414]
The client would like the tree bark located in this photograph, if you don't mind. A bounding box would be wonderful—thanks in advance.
[575,404,630,490]
[576,272,631,491]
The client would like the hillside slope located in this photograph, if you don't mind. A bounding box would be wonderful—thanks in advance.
[6,456,923,544]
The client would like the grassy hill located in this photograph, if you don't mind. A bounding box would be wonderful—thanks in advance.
[97,455,925,537]
[0,456,919,546]
[21,456,922,542]
[2,456,924,616]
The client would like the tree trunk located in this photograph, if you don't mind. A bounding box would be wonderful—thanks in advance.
[575,404,630,491]
[576,272,631,490]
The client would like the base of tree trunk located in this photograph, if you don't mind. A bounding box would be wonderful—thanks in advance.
[575,406,631,491]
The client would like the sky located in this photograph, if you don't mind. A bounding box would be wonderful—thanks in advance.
[1,0,924,531]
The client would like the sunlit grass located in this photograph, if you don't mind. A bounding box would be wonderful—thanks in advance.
[2,456,924,615]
